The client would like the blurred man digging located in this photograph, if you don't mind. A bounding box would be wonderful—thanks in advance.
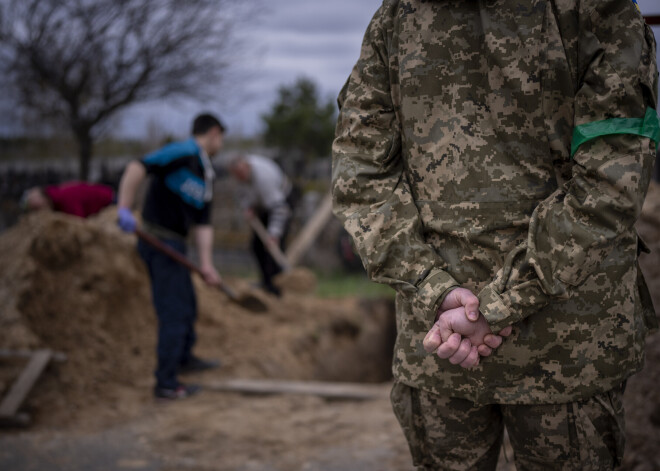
[117,113,224,400]
[229,155,296,296]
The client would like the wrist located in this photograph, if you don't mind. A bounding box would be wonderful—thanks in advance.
[200,260,214,270]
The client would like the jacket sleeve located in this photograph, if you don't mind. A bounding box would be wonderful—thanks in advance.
[266,202,291,239]
[140,141,194,177]
[478,0,659,332]
[258,170,291,239]
[332,2,459,325]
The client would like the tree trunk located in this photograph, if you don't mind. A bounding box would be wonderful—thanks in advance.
[76,129,93,181]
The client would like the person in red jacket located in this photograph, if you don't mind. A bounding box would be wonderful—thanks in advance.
[21,182,115,218]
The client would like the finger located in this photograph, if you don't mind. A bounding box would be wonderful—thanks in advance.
[436,333,462,359]
[448,338,472,365]
[460,345,480,368]
[435,314,455,343]
[498,326,513,337]
[423,324,443,353]
[477,344,493,357]
[483,334,503,349]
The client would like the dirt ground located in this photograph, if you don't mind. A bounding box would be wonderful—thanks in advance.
[1,182,660,470]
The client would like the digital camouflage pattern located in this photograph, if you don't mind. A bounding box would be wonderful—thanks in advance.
[390,381,625,470]
[332,0,659,405]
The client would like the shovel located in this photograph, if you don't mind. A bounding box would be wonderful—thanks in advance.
[246,217,318,295]
[246,216,291,271]
[135,228,267,313]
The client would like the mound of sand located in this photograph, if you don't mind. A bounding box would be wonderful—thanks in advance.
[273,267,318,294]
[0,208,394,430]
[626,181,660,470]
[0,210,158,427]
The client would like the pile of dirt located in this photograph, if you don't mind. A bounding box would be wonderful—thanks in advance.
[273,266,318,294]
[624,181,660,470]
[0,210,157,428]
[0,208,394,430]
[637,181,660,309]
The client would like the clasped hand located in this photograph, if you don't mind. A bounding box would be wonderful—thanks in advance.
[423,288,512,369]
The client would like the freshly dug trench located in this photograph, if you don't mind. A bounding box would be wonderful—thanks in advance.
[311,298,396,384]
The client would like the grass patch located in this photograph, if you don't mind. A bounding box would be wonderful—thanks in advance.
[223,266,395,300]
[314,271,395,299]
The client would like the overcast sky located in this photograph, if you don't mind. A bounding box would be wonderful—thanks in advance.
[117,0,660,140]
[117,0,382,139]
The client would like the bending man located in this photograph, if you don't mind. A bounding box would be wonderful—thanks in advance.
[229,154,295,296]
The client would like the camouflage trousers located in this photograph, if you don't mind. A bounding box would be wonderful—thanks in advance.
[391,381,626,471]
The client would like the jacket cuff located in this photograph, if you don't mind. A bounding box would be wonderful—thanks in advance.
[477,285,512,332]
[478,281,550,333]
[411,269,459,327]
[267,224,284,239]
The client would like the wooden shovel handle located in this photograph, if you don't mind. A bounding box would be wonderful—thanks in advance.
[134,228,268,313]
[135,229,203,275]
[246,217,291,270]
[135,228,240,301]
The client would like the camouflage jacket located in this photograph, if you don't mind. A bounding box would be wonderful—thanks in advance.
[332,0,659,404]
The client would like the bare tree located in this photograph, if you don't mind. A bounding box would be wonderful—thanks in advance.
[0,0,250,180]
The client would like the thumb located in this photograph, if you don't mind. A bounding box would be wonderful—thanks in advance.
[455,289,479,322]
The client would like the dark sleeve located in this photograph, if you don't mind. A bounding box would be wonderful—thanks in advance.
[192,201,212,226]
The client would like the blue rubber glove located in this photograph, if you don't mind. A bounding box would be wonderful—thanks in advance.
[117,207,137,233]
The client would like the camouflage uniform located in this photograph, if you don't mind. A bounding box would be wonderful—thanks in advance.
[332,0,659,468]
[391,381,626,470]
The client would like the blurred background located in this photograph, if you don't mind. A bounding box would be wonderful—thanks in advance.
[0,0,658,292]
[0,0,392,296]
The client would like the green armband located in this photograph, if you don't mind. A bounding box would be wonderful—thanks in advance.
[571,107,660,157]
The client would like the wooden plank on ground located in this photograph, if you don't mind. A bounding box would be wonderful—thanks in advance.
[0,349,67,362]
[0,349,52,419]
[202,378,390,401]
[286,192,334,267]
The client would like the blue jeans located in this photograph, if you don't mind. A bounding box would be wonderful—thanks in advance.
[138,238,197,389]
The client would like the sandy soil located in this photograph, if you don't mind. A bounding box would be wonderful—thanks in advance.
[1,182,660,470]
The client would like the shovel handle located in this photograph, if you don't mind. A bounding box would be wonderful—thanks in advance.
[247,217,291,270]
[136,229,202,275]
[135,228,240,301]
